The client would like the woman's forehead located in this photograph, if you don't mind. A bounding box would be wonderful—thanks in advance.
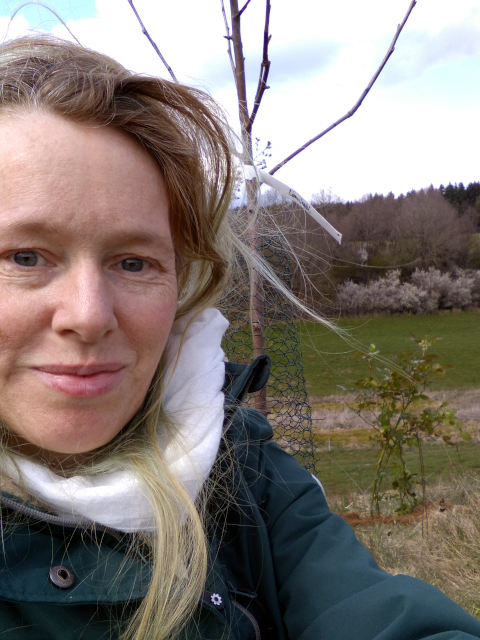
[0,111,159,179]
[0,111,172,243]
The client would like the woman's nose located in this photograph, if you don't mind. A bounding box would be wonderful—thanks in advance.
[51,262,118,342]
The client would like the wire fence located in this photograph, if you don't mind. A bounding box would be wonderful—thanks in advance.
[219,238,316,472]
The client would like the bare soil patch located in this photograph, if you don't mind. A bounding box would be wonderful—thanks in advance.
[310,389,480,441]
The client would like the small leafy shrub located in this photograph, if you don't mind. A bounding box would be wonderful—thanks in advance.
[351,336,467,515]
[337,268,480,316]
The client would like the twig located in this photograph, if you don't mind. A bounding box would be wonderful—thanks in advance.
[237,0,253,19]
[229,0,250,153]
[331,256,421,270]
[7,2,81,44]
[220,0,236,78]
[248,0,271,131]
[269,0,417,176]
[126,0,177,82]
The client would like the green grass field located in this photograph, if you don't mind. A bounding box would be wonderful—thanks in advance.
[298,311,480,397]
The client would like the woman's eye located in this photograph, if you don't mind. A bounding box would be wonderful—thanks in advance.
[12,251,40,267]
[121,258,145,272]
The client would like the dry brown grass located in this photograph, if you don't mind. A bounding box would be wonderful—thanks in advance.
[310,388,480,450]
[311,389,480,430]
[329,473,480,620]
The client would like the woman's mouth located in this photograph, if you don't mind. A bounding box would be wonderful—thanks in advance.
[32,364,126,397]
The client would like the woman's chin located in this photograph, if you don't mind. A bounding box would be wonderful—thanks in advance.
[0,370,146,460]
[2,411,130,463]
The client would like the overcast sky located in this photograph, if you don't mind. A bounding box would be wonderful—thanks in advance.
[0,0,479,203]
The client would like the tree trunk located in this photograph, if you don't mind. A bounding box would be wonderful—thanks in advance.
[230,0,267,413]
[246,177,267,413]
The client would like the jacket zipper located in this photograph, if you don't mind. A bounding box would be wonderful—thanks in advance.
[0,493,123,540]
[239,368,257,403]
[232,600,261,640]
[0,493,155,566]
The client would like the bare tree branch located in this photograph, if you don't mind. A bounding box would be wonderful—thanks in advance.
[7,2,81,44]
[269,0,417,176]
[237,0,253,19]
[248,0,271,132]
[229,0,251,156]
[127,0,177,82]
[220,0,236,78]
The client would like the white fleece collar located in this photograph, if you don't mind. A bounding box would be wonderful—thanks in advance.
[3,308,228,533]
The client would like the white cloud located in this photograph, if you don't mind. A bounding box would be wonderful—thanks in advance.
[0,13,32,41]
[380,22,480,85]
[0,0,478,202]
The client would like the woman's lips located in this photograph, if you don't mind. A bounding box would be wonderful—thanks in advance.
[32,365,126,397]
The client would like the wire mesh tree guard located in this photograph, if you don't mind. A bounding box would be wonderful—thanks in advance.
[219,237,316,472]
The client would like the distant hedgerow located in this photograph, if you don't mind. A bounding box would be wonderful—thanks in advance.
[336,268,480,316]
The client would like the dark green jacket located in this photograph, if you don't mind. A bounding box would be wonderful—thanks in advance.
[0,355,479,639]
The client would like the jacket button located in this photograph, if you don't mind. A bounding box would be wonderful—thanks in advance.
[202,590,225,611]
[48,565,75,589]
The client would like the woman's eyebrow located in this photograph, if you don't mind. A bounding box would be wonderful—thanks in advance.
[3,219,64,238]
[101,230,175,253]
[1,220,175,251]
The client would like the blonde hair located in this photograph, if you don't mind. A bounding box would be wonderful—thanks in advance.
[0,34,240,640]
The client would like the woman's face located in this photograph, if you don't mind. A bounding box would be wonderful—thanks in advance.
[0,112,177,461]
